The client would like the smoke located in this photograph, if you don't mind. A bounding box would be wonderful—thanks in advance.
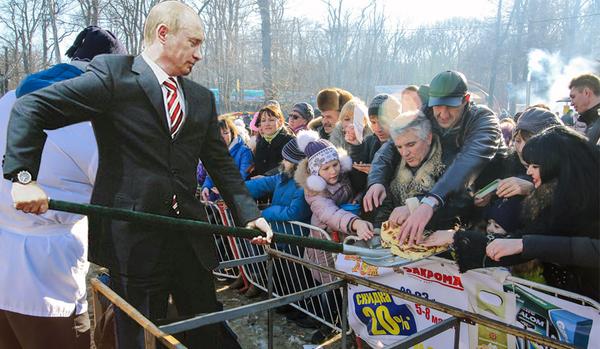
[526,49,599,112]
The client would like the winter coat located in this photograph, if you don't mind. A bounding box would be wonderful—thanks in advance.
[374,136,468,228]
[579,102,600,145]
[295,156,358,283]
[454,181,600,300]
[367,103,507,207]
[252,128,294,176]
[346,134,383,195]
[16,63,84,97]
[246,172,311,253]
[202,136,253,198]
[246,172,311,223]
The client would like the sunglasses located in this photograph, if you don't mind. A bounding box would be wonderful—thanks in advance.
[289,113,303,120]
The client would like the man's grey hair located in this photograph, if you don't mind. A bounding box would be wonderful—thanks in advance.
[390,110,432,140]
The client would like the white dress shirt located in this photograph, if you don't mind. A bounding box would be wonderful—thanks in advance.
[141,52,186,133]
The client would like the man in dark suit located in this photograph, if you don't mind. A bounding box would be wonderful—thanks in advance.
[3,1,272,348]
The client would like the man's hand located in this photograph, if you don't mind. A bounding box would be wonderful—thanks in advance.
[352,219,374,240]
[496,177,534,198]
[397,204,433,246]
[486,238,523,261]
[422,229,455,247]
[474,193,492,207]
[352,163,371,174]
[11,182,49,214]
[248,217,273,245]
[200,187,211,202]
[389,206,410,229]
[363,184,386,212]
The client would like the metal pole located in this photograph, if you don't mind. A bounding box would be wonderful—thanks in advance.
[267,256,274,349]
[453,321,460,349]
[341,282,348,349]
[90,279,185,349]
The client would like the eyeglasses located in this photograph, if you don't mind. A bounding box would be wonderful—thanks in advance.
[289,113,302,120]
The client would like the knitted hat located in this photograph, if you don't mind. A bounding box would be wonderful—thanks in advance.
[292,102,314,121]
[317,88,353,112]
[484,197,524,234]
[368,94,401,127]
[297,130,352,191]
[249,111,260,132]
[516,107,564,136]
[368,94,390,116]
[281,138,305,164]
[66,26,126,62]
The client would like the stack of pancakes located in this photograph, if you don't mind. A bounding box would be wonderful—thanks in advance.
[380,221,446,260]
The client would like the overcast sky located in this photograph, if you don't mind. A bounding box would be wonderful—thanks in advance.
[286,0,496,26]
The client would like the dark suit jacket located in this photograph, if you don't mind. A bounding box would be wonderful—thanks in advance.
[3,54,261,275]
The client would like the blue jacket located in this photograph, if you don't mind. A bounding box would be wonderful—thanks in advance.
[246,172,311,253]
[245,173,311,223]
[203,136,253,192]
[16,63,84,97]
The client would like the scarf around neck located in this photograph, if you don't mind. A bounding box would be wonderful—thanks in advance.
[263,127,283,144]
[390,136,445,204]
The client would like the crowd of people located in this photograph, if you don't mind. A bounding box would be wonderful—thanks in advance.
[0,1,598,348]
[198,71,600,341]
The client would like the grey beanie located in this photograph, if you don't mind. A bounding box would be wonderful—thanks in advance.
[368,94,390,116]
[292,102,314,121]
[516,107,564,135]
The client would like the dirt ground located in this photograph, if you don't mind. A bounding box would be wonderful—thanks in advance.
[87,265,354,349]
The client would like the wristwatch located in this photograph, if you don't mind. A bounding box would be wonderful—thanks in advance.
[12,170,32,185]
[420,196,439,210]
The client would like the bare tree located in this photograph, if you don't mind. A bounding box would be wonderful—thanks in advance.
[0,0,45,74]
[257,0,273,99]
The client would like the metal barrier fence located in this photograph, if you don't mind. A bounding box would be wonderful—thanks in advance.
[203,202,597,348]
[204,201,347,333]
[78,199,592,349]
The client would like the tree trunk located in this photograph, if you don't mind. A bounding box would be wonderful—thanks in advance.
[487,0,503,107]
[91,0,99,26]
[258,0,273,100]
[48,0,61,63]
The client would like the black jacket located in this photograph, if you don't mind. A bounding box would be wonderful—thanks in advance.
[367,103,507,206]
[579,102,600,145]
[252,128,294,176]
[3,55,261,274]
[347,134,383,194]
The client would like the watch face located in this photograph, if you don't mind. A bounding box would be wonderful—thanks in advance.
[17,170,32,184]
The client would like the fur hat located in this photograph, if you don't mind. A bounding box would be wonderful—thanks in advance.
[296,130,352,191]
[316,88,353,112]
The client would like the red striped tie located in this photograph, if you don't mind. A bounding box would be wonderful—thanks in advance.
[163,77,184,137]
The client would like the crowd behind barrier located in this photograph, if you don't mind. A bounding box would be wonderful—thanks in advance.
[206,201,600,349]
